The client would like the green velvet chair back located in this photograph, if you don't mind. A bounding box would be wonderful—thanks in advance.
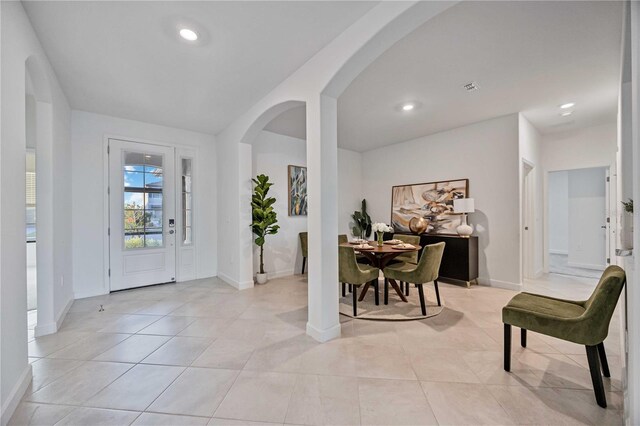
[338,234,348,245]
[339,246,372,285]
[411,242,446,284]
[299,232,308,258]
[393,234,420,264]
[580,265,626,344]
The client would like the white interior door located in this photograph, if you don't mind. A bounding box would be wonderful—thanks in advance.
[109,139,176,291]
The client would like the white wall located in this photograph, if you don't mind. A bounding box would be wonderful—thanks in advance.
[71,111,217,299]
[567,167,607,269]
[251,131,307,277]
[519,114,544,277]
[361,114,521,289]
[548,171,569,254]
[541,123,617,172]
[338,148,363,237]
[1,1,73,422]
[250,130,363,278]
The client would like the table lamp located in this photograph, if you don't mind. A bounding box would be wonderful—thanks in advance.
[453,198,475,237]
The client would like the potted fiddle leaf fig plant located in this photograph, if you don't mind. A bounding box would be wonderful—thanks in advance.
[351,199,372,240]
[251,174,280,284]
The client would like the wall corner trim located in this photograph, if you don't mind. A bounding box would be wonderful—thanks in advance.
[306,322,341,343]
[217,273,254,290]
[1,364,33,426]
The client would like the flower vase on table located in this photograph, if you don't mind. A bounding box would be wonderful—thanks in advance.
[372,222,393,247]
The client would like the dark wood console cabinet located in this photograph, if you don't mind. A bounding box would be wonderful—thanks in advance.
[386,233,479,287]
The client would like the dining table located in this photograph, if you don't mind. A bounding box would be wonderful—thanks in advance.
[339,240,421,303]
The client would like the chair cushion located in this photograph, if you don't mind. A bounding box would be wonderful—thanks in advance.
[502,292,589,344]
[383,262,419,282]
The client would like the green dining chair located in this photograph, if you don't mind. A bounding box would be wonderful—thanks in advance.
[389,234,420,296]
[299,232,308,274]
[339,246,380,316]
[502,265,625,408]
[383,242,445,313]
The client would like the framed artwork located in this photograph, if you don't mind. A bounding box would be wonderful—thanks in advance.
[391,179,469,234]
[288,165,307,216]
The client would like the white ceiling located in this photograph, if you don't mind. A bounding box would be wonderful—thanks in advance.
[22,1,377,135]
[267,1,623,151]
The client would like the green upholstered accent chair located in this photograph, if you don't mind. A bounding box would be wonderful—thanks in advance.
[502,265,626,408]
[383,242,445,314]
[299,232,308,274]
[388,234,420,296]
[339,246,380,316]
[338,234,348,244]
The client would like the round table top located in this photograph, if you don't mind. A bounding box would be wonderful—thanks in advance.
[339,241,421,254]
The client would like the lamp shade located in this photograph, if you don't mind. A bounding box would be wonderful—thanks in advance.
[453,198,475,213]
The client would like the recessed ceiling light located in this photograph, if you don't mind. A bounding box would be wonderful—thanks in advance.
[179,28,198,41]
[402,103,415,111]
[560,111,573,117]
[560,102,575,109]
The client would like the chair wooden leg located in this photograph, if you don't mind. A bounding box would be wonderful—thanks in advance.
[374,279,379,306]
[417,284,426,316]
[301,257,306,274]
[504,323,511,372]
[597,343,611,378]
[342,283,346,297]
[384,278,389,305]
[586,345,607,408]
[434,280,441,306]
[352,285,358,317]
[521,329,527,348]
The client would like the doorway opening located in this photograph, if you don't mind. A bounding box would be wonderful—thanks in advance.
[26,150,37,338]
[547,167,609,279]
[108,139,178,291]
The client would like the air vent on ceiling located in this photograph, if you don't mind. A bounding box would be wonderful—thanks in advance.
[463,82,479,92]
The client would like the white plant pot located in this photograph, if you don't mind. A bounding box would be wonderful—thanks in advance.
[256,273,268,285]
[621,213,634,250]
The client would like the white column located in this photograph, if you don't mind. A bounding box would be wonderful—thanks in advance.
[305,94,340,342]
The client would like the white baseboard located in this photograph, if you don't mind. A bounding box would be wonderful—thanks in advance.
[56,297,73,329]
[306,322,341,343]
[477,277,523,291]
[1,364,32,426]
[549,249,568,255]
[567,261,606,271]
[34,297,73,337]
[73,290,108,300]
[217,272,254,290]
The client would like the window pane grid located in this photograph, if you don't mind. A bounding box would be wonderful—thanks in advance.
[123,152,164,249]
[182,158,193,245]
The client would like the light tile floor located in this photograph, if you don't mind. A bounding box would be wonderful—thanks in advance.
[12,273,623,425]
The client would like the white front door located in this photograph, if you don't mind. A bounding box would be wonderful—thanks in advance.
[109,139,176,291]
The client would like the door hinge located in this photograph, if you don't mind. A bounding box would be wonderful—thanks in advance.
[107,145,110,154]
[108,227,110,236]
[108,268,111,277]
[107,186,110,195]
[607,257,610,264]
[606,176,610,182]
[607,217,610,223]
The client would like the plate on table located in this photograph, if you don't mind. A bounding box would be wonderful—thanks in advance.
[392,244,415,250]
[384,239,403,245]
[354,244,374,250]
[350,239,367,244]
